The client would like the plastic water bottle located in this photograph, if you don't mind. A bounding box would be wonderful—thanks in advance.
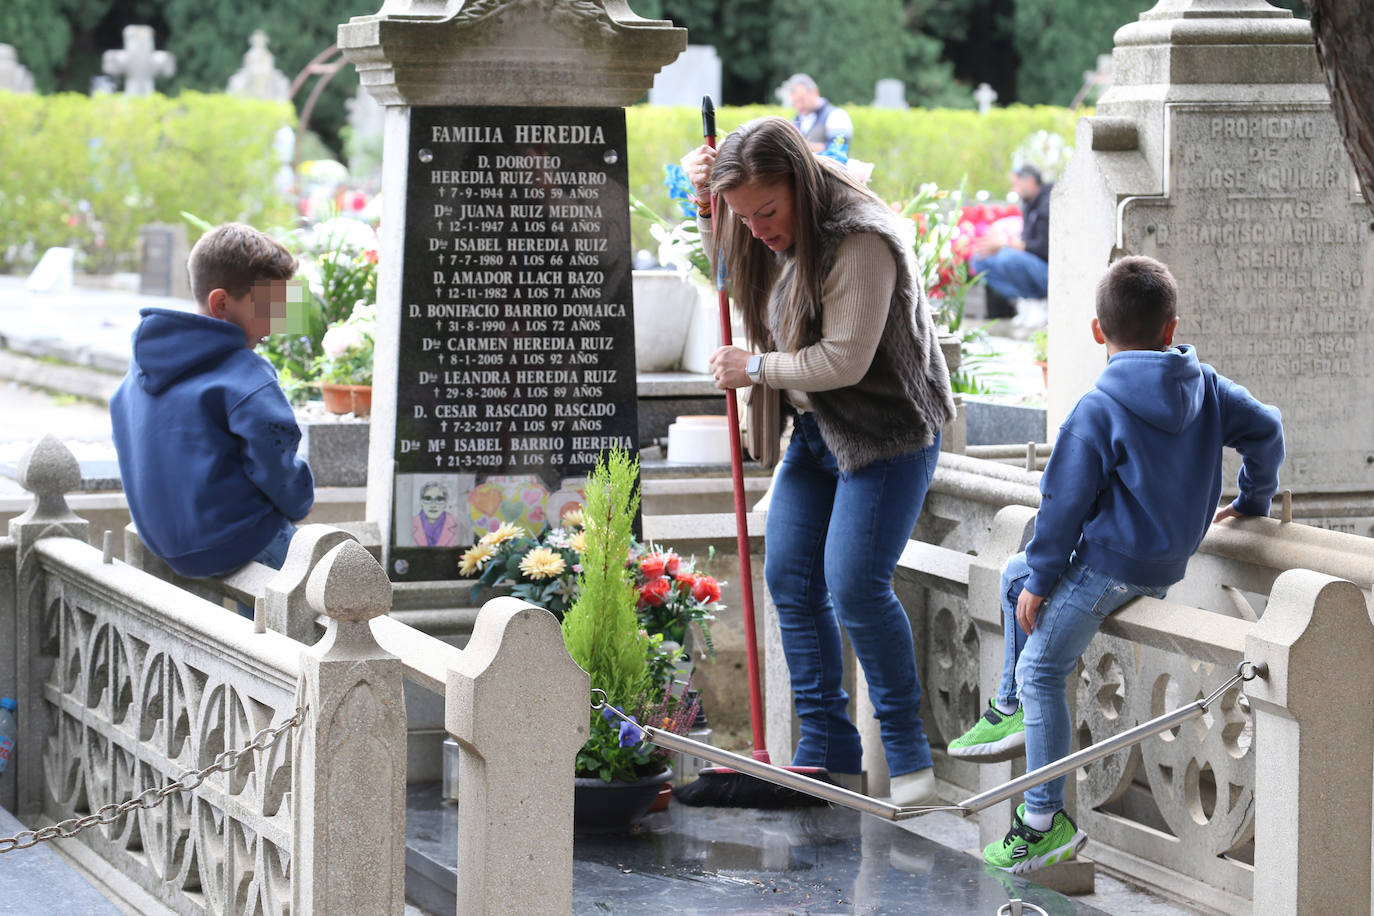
[0,697,15,775]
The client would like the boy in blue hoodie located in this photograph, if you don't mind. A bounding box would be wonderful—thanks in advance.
[111,223,314,590]
[948,256,1284,874]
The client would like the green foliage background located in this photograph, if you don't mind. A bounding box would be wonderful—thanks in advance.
[625,103,1082,253]
[0,92,293,272]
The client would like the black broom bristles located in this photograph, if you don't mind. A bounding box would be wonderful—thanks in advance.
[673,766,834,809]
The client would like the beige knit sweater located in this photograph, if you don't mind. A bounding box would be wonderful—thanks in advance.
[698,222,896,411]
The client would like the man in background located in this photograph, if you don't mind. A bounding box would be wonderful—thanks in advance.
[972,164,1051,328]
[786,74,854,153]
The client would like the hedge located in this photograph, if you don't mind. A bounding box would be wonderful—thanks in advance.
[0,91,294,273]
[626,103,1084,254]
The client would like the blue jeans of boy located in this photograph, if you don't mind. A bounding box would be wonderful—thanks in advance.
[971,248,1049,301]
[997,551,1167,817]
[765,411,940,777]
[234,517,297,618]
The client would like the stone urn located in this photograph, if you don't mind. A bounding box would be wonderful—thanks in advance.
[572,765,673,830]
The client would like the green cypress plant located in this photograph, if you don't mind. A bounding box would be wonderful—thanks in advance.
[561,449,658,781]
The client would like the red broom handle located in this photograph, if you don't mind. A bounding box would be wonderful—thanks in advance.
[703,98,771,763]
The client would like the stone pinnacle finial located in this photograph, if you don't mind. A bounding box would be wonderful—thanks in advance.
[17,435,82,517]
[306,539,393,623]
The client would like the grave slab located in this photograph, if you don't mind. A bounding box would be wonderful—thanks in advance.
[404,783,1109,915]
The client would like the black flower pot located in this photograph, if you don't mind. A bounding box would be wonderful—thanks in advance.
[573,766,674,830]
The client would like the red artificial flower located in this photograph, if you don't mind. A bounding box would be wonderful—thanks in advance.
[364,248,379,264]
[638,577,672,608]
[691,575,721,604]
[662,552,681,576]
[674,573,697,594]
[639,554,666,580]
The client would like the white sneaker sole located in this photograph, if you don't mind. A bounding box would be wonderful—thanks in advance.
[947,730,1026,762]
[1000,829,1088,875]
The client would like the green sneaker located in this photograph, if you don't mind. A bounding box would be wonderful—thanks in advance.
[948,700,1025,761]
[984,804,1087,874]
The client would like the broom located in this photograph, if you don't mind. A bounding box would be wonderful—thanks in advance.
[673,97,830,808]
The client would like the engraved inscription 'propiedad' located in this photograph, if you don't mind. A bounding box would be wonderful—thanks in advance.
[1122,104,1374,492]
[393,106,637,578]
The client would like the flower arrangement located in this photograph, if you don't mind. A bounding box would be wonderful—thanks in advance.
[895,182,1012,395]
[461,511,720,651]
[313,300,376,386]
[629,163,711,289]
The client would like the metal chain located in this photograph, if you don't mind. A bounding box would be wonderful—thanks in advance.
[0,705,308,855]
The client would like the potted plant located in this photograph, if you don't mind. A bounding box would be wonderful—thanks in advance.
[313,300,376,415]
[478,449,699,827]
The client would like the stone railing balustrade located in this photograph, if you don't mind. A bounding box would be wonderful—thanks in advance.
[966,504,1374,915]
[3,437,587,915]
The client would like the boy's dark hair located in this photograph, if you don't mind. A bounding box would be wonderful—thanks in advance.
[187,223,297,307]
[1096,255,1178,349]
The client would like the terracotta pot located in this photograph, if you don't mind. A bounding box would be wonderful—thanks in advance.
[573,766,673,829]
[648,782,672,813]
[319,382,372,417]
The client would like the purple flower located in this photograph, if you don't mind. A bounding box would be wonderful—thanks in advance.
[600,705,644,747]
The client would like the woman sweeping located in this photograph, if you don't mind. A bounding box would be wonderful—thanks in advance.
[683,116,955,807]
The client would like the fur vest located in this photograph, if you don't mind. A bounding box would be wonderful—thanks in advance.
[770,183,956,472]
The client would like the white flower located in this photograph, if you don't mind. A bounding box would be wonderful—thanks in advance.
[322,324,364,358]
[311,216,379,254]
[845,158,875,184]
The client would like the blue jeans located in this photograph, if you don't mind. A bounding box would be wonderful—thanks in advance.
[765,412,940,777]
[971,248,1049,301]
[996,551,1167,816]
[235,517,297,618]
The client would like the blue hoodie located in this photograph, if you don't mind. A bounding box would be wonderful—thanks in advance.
[1024,345,1283,596]
[110,308,314,578]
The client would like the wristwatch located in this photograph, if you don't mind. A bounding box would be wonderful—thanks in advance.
[745,354,764,384]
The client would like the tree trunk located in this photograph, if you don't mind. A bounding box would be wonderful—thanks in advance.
[1302,0,1374,205]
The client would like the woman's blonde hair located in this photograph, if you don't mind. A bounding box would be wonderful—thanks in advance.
[708,116,880,351]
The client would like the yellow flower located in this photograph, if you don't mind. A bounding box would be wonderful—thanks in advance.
[568,531,587,554]
[519,546,566,581]
[479,522,521,547]
[561,508,585,529]
[458,543,496,576]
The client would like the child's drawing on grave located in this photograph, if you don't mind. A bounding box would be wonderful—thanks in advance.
[465,475,588,536]
[394,473,475,547]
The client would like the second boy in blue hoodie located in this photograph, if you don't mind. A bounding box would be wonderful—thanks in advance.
[949,256,1284,874]
[111,223,314,584]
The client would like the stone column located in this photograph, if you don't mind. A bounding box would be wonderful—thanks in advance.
[1246,569,1374,914]
[447,596,588,914]
[5,436,89,816]
[337,2,686,576]
[292,540,406,915]
[1049,2,1373,507]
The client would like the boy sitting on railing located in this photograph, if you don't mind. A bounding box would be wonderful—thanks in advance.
[948,255,1285,874]
[111,223,314,610]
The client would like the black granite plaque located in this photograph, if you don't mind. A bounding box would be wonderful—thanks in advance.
[391,106,638,581]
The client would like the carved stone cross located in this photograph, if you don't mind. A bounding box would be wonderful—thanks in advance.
[973,82,998,115]
[101,25,176,96]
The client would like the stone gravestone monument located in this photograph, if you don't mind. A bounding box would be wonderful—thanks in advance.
[648,44,721,107]
[873,78,907,110]
[227,29,290,101]
[339,2,686,582]
[102,25,175,96]
[1052,0,1374,523]
[0,45,35,93]
[138,223,190,299]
